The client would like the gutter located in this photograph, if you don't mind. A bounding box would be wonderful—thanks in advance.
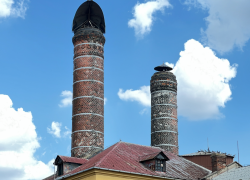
[56,166,184,180]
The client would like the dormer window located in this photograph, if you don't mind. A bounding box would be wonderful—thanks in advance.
[54,158,64,176]
[155,159,164,172]
[58,163,63,176]
[54,155,88,177]
[139,151,169,172]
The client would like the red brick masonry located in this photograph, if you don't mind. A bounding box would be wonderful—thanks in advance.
[71,28,105,159]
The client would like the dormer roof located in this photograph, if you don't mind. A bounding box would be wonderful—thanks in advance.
[139,151,169,162]
[54,155,88,165]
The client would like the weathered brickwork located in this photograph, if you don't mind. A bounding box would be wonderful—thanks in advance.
[72,115,104,132]
[74,57,103,70]
[73,81,104,99]
[72,27,105,159]
[73,69,104,82]
[151,71,179,155]
[211,153,227,172]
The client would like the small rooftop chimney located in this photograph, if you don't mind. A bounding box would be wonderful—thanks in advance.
[211,153,227,172]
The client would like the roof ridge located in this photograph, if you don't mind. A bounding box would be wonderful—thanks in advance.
[122,141,161,149]
[139,151,160,157]
[95,141,121,167]
[60,155,80,158]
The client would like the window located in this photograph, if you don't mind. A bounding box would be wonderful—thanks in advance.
[155,160,164,172]
[149,164,155,171]
[140,152,168,172]
[58,164,63,176]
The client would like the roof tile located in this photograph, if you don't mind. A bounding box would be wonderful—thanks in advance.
[58,142,211,180]
[58,155,88,164]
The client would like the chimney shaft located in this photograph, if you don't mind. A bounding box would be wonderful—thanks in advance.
[150,65,178,155]
[71,27,105,159]
[71,0,106,159]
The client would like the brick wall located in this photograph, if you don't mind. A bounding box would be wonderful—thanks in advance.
[71,27,105,159]
[150,71,178,155]
[211,153,227,172]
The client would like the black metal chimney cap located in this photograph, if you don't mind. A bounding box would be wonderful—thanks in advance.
[154,63,173,71]
[72,0,105,33]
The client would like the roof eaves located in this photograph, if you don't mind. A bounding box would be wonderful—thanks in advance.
[55,166,184,180]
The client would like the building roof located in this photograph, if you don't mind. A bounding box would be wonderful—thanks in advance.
[56,155,88,165]
[57,141,211,180]
[211,165,250,180]
[182,151,235,157]
[203,161,243,179]
[139,151,169,162]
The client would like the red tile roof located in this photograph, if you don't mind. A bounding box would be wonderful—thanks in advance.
[58,155,88,165]
[57,142,211,180]
[139,151,167,162]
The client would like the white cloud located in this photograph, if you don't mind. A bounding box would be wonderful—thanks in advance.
[173,39,237,120]
[63,126,71,139]
[128,0,172,37]
[140,108,149,115]
[165,62,174,68]
[118,39,237,120]
[185,0,250,53]
[0,0,28,18]
[118,86,151,107]
[59,90,72,107]
[104,97,107,105]
[47,122,61,138]
[0,94,54,180]
[59,90,107,107]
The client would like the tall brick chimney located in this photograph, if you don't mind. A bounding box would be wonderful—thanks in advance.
[211,153,227,172]
[151,64,178,155]
[71,1,106,159]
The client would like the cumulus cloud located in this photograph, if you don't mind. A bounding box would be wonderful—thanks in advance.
[59,90,107,107]
[63,126,71,139]
[118,86,151,107]
[173,39,237,119]
[185,0,250,53]
[59,90,72,107]
[0,0,28,18]
[47,122,62,138]
[165,62,174,68]
[118,39,237,120]
[140,108,150,115]
[128,0,172,37]
[104,97,107,105]
[0,94,54,180]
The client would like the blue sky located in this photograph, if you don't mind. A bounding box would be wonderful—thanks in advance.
[0,0,250,179]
